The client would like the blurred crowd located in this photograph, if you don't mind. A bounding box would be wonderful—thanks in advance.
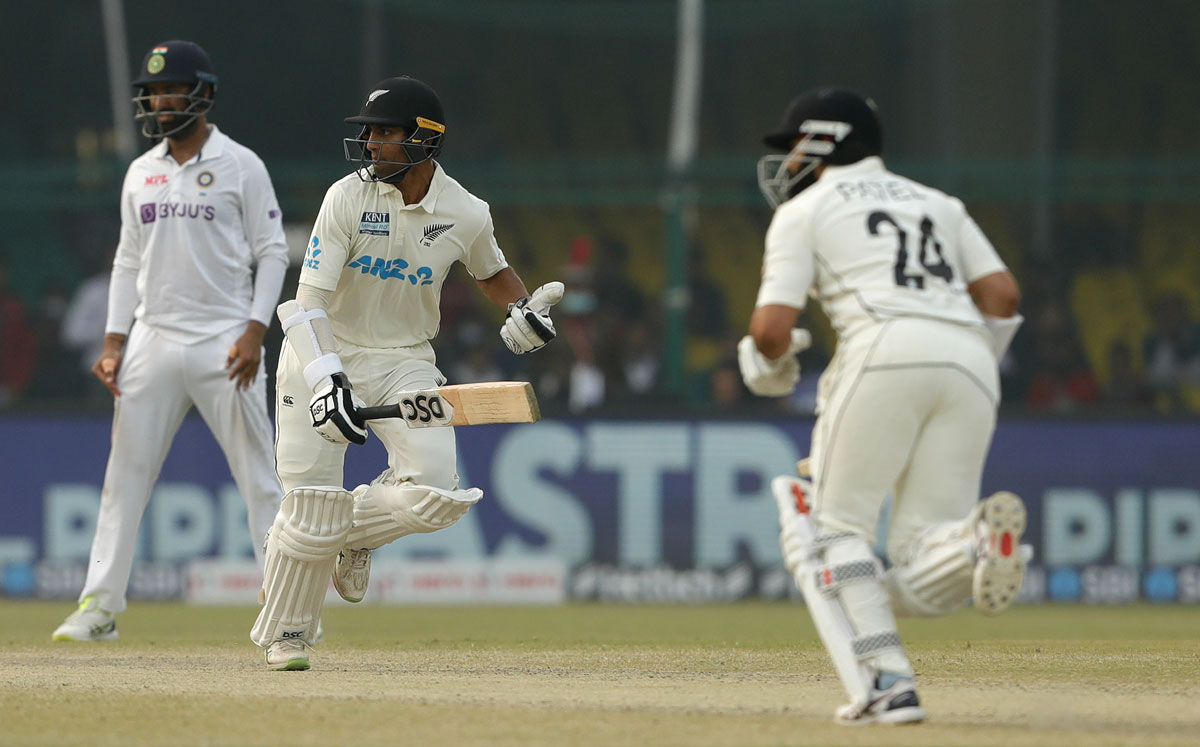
[2,219,1199,419]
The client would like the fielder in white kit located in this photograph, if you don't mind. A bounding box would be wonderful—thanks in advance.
[740,87,1030,724]
[52,40,288,641]
[251,76,563,670]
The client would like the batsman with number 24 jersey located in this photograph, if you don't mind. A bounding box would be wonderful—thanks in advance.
[251,76,564,671]
[741,86,1031,725]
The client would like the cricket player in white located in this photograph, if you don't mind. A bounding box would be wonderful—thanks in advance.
[251,76,563,670]
[740,87,1030,724]
[52,41,288,642]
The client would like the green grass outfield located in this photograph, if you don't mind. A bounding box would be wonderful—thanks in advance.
[2,601,1197,746]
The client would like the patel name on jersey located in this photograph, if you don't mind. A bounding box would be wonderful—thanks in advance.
[833,179,926,203]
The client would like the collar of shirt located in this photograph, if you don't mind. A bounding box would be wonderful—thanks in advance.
[375,160,446,212]
[151,124,226,163]
[819,155,886,179]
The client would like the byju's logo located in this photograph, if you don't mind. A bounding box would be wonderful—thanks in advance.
[359,211,390,236]
[139,202,215,224]
[348,255,434,285]
[421,222,455,247]
[304,236,321,270]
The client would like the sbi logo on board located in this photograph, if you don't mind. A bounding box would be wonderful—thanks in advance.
[1042,488,1200,602]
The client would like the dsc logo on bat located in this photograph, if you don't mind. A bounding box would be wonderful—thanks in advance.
[399,391,454,426]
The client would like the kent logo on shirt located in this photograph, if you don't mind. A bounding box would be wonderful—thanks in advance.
[359,211,390,236]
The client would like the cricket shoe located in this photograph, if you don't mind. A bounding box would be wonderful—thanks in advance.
[52,596,118,642]
[972,491,1029,615]
[332,547,371,603]
[265,639,310,671]
[834,676,926,725]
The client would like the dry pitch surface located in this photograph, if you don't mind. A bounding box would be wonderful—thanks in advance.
[1,601,1197,746]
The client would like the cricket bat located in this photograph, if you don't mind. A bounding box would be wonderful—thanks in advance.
[357,381,541,428]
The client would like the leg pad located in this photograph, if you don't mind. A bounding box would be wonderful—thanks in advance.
[250,487,353,647]
[344,480,482,550]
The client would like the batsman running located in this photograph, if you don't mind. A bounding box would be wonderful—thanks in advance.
[252,76,563,670]
[742,87,1030,724]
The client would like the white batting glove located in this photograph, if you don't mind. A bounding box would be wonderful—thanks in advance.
[737,328,812,397]
[501,281,564,354]
[309,374,368,445]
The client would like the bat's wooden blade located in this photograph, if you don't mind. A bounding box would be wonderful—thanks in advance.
[358,381,540,427]
[440,381,540,425]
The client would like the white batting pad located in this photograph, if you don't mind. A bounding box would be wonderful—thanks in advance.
[885,529,974,617]
[772,476,911,709]
[250,486,353,647]
[344,480,483,550]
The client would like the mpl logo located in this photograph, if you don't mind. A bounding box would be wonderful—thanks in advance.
[348,254,434,285]
[359,211,390,236]
[144,174,168,186]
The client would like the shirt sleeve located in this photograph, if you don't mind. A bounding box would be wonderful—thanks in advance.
[461,208,509,280]
[105,169,143,335]
[239,154,290,325]
[755,204,814,310]
[299,182,354,292]
[955,204,1007,283]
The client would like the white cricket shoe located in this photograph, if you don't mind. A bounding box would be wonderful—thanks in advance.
[973,491,1028,614]
[835,677,926,726]
[332,547,371,603]
[265,639,310,671]
[52,596,118,642]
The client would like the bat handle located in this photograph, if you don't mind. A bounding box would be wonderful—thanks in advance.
[357,404,401,421]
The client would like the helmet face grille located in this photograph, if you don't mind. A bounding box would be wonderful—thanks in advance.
[131,78,215,139]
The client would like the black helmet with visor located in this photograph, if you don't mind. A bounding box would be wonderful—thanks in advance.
[344,76,446,183]
[130,40,218,140]
[757,86,882,207]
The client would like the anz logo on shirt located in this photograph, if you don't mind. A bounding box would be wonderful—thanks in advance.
[303,236,321,270]
[348,255,434,285]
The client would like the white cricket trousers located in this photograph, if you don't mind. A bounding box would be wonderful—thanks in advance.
[809,317,1000,560]
[80,322,282,614]
[274,338,461,493]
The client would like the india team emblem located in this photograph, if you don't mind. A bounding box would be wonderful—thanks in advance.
[197,171,214,187]
[147,54,165,74]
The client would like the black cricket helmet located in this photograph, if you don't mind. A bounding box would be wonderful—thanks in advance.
[344,76,446,183]
[130,40,218,139]
[757,86,882,207]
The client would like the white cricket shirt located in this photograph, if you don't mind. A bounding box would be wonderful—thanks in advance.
[756,157,1007,341]
[108,125,290,343]
[299,164,508,348]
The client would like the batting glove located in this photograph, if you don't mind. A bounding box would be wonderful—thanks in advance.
[501,281,564,354]
[737,328,812,397]
[309,374,368,445]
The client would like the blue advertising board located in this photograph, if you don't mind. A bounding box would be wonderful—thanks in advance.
[2,416,1197,602]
